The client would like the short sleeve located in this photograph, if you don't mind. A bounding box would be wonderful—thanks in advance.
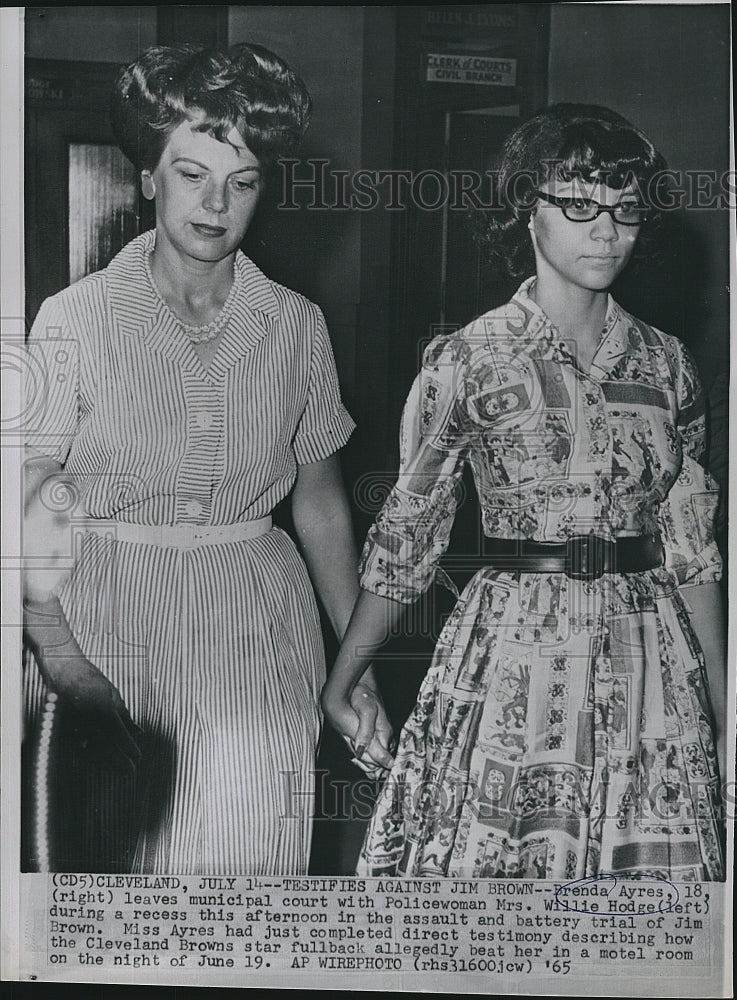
[657,339,722,587]
[23,295,80,464]
[292,307,356,465]
[359,334,470,603]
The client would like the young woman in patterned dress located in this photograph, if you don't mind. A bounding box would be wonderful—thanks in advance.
[323,104,725,880]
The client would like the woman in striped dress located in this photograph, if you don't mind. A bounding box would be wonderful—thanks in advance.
[22,43,389,874]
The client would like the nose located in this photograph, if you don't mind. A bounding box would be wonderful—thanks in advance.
[202,178,228,214]
[590,208,619,241]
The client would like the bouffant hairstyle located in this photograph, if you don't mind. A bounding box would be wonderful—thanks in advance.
[111,43,312,171]
[477,103,668,279]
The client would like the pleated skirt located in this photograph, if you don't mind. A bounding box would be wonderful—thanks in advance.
[357,567,725,880]
[23,526,324,875]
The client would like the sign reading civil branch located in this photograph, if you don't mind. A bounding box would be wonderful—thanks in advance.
[426,53,517,86]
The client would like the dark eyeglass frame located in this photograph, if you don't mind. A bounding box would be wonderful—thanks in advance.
[534,190,650,226]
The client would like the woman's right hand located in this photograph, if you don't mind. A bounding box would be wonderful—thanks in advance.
[23,460,142,775]
[37,650,143,774]
[24,594,143,774]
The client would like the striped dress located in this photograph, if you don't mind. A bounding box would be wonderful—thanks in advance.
[23,230,355,874]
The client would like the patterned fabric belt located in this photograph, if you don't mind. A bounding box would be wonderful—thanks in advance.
[108,517,273,549]
[483,533,664,581]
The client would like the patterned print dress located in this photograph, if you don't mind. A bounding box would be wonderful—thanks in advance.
[357,278,724,881]
[23,231,355,874]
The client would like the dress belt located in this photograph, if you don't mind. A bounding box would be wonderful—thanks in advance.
[482,533,664,581]
[108,517,273,549]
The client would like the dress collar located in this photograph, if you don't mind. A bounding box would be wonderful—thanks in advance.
[509,276,627,376]
[105,231,279,374]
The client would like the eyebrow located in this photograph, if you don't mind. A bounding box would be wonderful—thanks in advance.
[559,192,639,200]
[553,187,639,201]
[172,157,261,174]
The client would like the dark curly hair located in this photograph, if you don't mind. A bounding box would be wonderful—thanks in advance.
[476,103,668,279]
[110,43,312,171]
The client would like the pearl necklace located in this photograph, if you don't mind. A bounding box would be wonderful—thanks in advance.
[144,250,239,344]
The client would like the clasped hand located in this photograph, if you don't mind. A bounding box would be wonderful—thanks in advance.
[322,681,394,778]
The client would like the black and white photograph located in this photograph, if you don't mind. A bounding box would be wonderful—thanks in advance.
[1,2,734,993]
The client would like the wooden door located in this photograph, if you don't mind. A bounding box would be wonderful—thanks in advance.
[387,6,550,579]
[390,5,550,400]
[25,59,154,325]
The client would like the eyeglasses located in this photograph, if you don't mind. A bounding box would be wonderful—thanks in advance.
[534,190,650,226]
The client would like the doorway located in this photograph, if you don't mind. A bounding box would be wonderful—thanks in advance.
[24,58,154,326]
[389,5,550,408]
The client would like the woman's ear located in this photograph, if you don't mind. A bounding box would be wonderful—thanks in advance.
[141,171,156,201]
